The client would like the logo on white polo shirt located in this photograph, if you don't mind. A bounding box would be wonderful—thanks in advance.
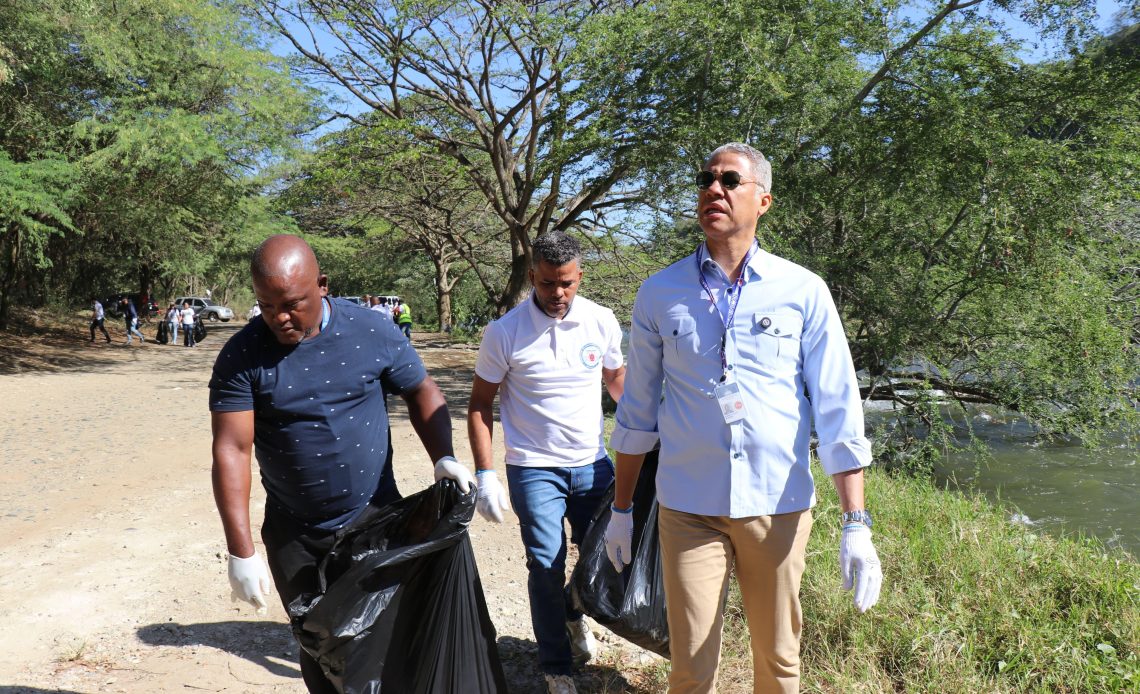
[580,343,602,369]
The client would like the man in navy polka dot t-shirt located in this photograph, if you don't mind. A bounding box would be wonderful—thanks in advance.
[209,235,474,694]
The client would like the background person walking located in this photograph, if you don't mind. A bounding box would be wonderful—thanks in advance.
[122,297,146,345]
[89,298,111,343]
[396,299,412,338]
[181,302,196,347]
[165,303,180,345]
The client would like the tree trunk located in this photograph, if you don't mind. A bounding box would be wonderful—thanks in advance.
[0,228,21,330]
[431,254,453,332]
[437,283,452,333]
[497,244,531,315]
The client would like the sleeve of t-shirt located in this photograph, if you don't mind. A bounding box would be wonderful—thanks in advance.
[208,332,255,412]
[601,309,624,370]
[473,320,509,384]
[379,323,428,395]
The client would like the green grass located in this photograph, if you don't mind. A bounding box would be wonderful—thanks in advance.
[632,468,1139,693]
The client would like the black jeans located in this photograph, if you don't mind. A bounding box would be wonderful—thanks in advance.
[260,485,401,693]
[90,318,110,341]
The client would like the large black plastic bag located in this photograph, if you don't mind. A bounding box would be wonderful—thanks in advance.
[289,480,508,694]
[570,450,670,658]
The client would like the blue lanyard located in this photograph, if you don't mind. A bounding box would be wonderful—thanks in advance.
[320,298,330,331]
[696,242,757,381]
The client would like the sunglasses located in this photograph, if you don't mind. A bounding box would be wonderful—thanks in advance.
[696,170,758,191]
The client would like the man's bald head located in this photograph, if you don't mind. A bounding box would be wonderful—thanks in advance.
[251,234,320,282]
[250,235,329,345]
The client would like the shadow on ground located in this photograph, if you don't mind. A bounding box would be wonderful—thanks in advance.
[137,620,300,681]
[133,622,651,693]
[0,317,244,375]
[497,635,653,694]
[0,688,85,693]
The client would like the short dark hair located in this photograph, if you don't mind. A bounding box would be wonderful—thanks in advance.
[531,232,581,268]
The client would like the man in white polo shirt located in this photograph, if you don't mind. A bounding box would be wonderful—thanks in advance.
[467,231,625,694]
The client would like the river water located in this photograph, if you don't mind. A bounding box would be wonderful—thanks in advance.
[879,407,1138,558]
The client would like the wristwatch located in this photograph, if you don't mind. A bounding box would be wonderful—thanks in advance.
[841,509,873,529]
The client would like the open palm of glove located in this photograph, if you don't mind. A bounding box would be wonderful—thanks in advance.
[228,551,271,614]
[475,469,511,523]
[839,525,882,613]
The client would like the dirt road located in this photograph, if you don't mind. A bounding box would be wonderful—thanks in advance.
[0,319,658,693]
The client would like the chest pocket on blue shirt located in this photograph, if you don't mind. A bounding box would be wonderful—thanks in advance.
[663,315,708,357]
[745,311,802,365]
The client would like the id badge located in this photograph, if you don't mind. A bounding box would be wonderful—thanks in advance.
[713,381,747,424]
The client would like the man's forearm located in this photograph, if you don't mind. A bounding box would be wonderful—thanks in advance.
[830,467,867,513]
[603,366,626,402]
[467,404,496,472]
[404,377,455,463]
[613,451,645,510]
[212,453,254,557]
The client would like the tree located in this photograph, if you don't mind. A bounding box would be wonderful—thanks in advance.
[244,0,667,314]
[586,1,1138,453]
[0,0,317,324]
[278,112,511,329]
[0,152,77,328]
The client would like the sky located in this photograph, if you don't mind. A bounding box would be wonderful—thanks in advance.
[265,0,1135,138]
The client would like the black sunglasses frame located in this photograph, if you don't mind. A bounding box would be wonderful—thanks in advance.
[695,170,756,191]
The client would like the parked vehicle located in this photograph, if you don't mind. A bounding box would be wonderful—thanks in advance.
[173,296,234,322]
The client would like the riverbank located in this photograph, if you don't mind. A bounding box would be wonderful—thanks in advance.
[1,308,1136,692]
[720,471,1138,692]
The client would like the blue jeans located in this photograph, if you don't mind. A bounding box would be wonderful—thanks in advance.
[125,318,145,343]
[506,457,613,676]
[168,320,178,344]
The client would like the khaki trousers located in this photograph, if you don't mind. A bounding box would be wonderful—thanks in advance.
[658,505,814,694]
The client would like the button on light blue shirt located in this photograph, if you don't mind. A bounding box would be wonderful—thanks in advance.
[611,243,871,517]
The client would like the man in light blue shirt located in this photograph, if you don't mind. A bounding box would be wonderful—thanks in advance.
[604,142,882,693]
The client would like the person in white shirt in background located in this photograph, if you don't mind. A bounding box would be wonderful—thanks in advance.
[181,302,197,347]
[605,142,883,694]
[467,231,625,694]
[89,298,111,343]
[369,295,391,319]
[166,304,181,345]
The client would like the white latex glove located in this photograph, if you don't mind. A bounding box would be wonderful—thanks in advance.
[434,455,475,493]
[474,469,511,523]
[604,504,634,573]
[839,525,882,613]
[228,551,271,614]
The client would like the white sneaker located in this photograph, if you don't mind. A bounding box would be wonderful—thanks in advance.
[566,617,597,665]
[545,674,578,694]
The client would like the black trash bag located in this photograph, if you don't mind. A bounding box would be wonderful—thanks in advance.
[570,450,670,658]
[156,319,168,344]
[193,319,206,343]
[289,479,508,694]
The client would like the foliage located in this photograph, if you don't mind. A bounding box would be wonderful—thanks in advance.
[275,112,507,329]
[577,2,1139,450]
[0,0,317,324]
[242,0,675,313]
[0,151,79,326]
